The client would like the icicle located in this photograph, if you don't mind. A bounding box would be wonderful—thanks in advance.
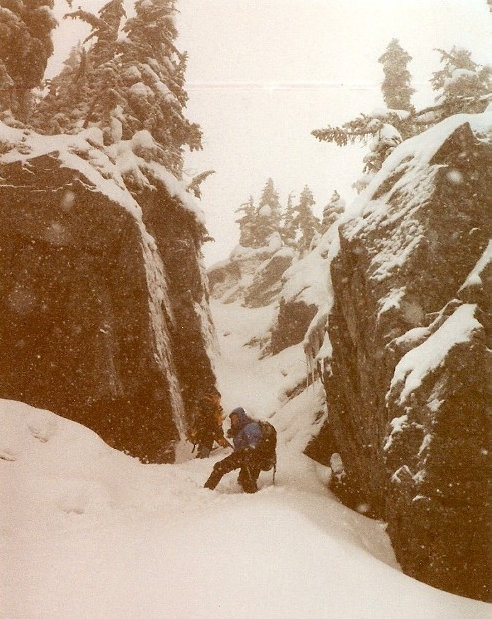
[138,222,186,440]
[305,354,311,389]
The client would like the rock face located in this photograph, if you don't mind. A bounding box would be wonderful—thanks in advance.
[208,239,294,307]
[243,248,294,308]
[269,299,318,355]
[0,126,217,463]
[311,116,490,600]
[268,230,338,356]
[208,227,340,361]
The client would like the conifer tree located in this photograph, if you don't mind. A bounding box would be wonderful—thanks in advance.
[34,0,125,135]
[312,39,418,194]
[312,40,416,152]
[0,0,57,120]
[321,190,345,232]
[119,0,202,175]
[69,0,126,139]
[313,42,490,198]
[34,43,87,133]
[292,185,319,252]
[254,178,282,246]
[87,0,126,65]
[431,46,490,117]
[281,191,297,246]
[378,39,414,110]
[35,0,201,176]
[235,196,257,247]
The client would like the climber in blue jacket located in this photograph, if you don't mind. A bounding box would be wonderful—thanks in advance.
[204,407,264,493]
[230,407,262,450]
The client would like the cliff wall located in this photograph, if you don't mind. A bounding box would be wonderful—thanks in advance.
[311,115,491,600]
[0,125,217,463]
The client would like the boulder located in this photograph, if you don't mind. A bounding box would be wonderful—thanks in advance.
[312,116,491,600]
[0,126,218,463]
[243,248,294,308]
[269,299,318,355]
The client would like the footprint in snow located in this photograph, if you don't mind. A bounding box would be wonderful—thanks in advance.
[0,448,17,462]
[27,414,57,443]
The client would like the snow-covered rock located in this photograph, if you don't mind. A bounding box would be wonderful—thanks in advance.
[0,123,217,463]
[269,222,339,356]
[208,239,295,307]
[311,113,491,601]
[243,247,296,308]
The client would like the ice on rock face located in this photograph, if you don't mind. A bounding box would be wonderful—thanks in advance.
[459,240,492,292]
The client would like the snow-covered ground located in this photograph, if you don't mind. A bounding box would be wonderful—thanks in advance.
[1,300,489,618]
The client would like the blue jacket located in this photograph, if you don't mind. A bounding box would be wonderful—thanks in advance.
[230,409,262,451]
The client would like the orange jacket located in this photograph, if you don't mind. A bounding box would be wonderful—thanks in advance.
[188,392,227,447]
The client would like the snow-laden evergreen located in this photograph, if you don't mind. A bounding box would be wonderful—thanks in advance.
[431,46,491,117]
[33,0,201,177]
[378,38,414,111]
[0,0,57,120]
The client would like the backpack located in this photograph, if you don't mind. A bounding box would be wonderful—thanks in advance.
[257,420,277,472]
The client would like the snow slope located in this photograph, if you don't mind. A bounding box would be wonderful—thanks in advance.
[1,300,489,619]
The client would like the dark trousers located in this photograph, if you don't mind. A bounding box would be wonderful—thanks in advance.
[204,449,261,493]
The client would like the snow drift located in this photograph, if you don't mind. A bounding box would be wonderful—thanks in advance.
[2,374,489,617]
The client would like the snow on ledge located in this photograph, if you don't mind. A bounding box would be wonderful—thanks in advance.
[281,220,339,307]
[345,111,492,222]
[0,123,143,215]
[383,414,409,452]
[0,122,204,225]
[389,303,482,405]
[459,240,492,292]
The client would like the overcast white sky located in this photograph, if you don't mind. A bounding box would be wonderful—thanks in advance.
[48,0,491,265]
